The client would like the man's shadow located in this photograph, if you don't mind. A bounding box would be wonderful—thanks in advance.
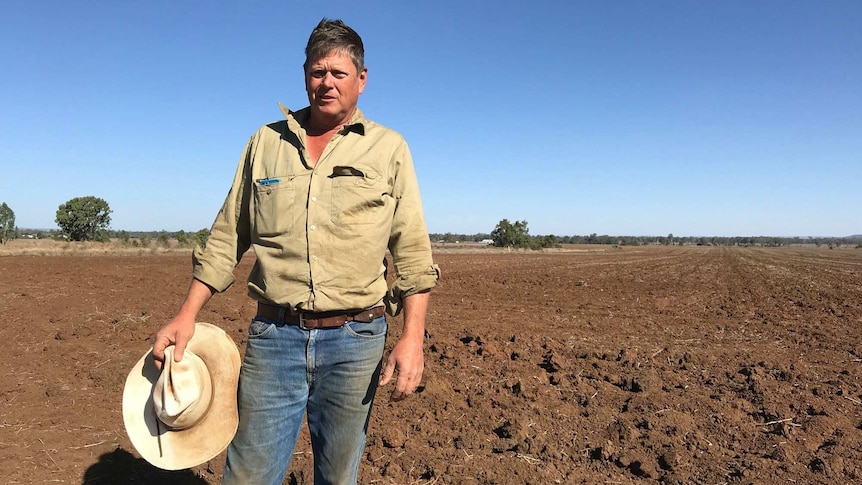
[82,447,210,484]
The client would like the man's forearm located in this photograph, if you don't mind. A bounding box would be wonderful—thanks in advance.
[177,278,217,320]
[400,290,430,341]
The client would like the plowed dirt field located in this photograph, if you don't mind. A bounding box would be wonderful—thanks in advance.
[2,245,862,484]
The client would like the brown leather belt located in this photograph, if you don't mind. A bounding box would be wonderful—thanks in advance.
[256,302,385,329]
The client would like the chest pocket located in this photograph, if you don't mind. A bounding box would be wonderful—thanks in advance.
[253,176,295,236]
[330,165,386,226]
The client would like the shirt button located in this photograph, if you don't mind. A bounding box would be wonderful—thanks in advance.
[312,255,318,261]
[310,225,316,231]
[311,196,317,202]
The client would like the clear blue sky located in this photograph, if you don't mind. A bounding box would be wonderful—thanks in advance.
[2,1,860,237]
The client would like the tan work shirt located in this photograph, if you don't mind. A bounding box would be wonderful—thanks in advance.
[192,106,439,312]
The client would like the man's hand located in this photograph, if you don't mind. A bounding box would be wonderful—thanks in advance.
[379,335,424,401]
[379,290,429,401]
[152,315,196,370]
[152,278,215,370]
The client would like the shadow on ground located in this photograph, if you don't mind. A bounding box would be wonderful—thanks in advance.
[82,448,211,484]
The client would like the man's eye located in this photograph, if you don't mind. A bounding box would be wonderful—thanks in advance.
[311,71,326,78]
[334,72,348,79]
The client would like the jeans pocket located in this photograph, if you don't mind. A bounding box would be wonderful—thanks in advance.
[343,316,387,339]
[248,318,277,338]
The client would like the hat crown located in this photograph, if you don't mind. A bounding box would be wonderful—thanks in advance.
[153,347,213,430]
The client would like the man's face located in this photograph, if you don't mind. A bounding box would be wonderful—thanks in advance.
[305,51,367,126]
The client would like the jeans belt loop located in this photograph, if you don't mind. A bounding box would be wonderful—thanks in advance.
[277,306,286,324]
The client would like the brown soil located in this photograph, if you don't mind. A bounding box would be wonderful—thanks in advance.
[2,245,862,484]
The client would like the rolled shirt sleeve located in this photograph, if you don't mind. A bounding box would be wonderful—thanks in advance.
[386,139,440,313]
[191,136,254,292]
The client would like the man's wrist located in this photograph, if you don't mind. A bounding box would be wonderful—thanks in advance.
[399,324,426,344]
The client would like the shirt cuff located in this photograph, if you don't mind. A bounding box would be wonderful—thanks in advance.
[385,264,440,316]
[191,247,236,293]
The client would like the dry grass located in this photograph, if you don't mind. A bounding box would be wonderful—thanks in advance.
[0,239,194,257]
[430,242,618,254]
[2,240,619,257]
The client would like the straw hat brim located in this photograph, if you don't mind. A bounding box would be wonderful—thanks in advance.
[123,322,241,470]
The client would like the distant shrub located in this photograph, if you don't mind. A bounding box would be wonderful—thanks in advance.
[194,228,211,250]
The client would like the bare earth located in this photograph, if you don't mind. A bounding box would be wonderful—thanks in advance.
[2,245,862,484]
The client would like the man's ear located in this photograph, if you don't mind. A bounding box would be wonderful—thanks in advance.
[358,67,368,93]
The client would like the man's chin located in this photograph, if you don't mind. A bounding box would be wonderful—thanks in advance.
[313,106,348,118]
[312,104,338,115]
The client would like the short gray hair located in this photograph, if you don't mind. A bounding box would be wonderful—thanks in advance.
[304,18,365,74]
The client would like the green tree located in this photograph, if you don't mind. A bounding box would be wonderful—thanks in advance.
[177,230,189,246]
[541,234,559,248]
[0,202,15,244]
[157,231,170,247]
[491,219,531,248]
[55,196,112,241]
[194,228,211,250]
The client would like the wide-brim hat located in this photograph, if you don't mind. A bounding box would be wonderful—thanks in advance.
[123,322,241,470]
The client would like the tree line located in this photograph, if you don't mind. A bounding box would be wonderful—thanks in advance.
[430,220,862,249]
[1,198,859,250]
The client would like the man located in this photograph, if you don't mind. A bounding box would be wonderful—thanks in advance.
[152,18,439,485]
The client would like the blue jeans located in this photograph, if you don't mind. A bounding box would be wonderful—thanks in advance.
[222,315,387,485]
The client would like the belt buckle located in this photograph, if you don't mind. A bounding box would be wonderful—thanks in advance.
[298,312,310,330]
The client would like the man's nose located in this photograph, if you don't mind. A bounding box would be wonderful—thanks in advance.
[320,72,335,87]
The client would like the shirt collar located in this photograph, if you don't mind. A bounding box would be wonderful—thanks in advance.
[279,103,366,136]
